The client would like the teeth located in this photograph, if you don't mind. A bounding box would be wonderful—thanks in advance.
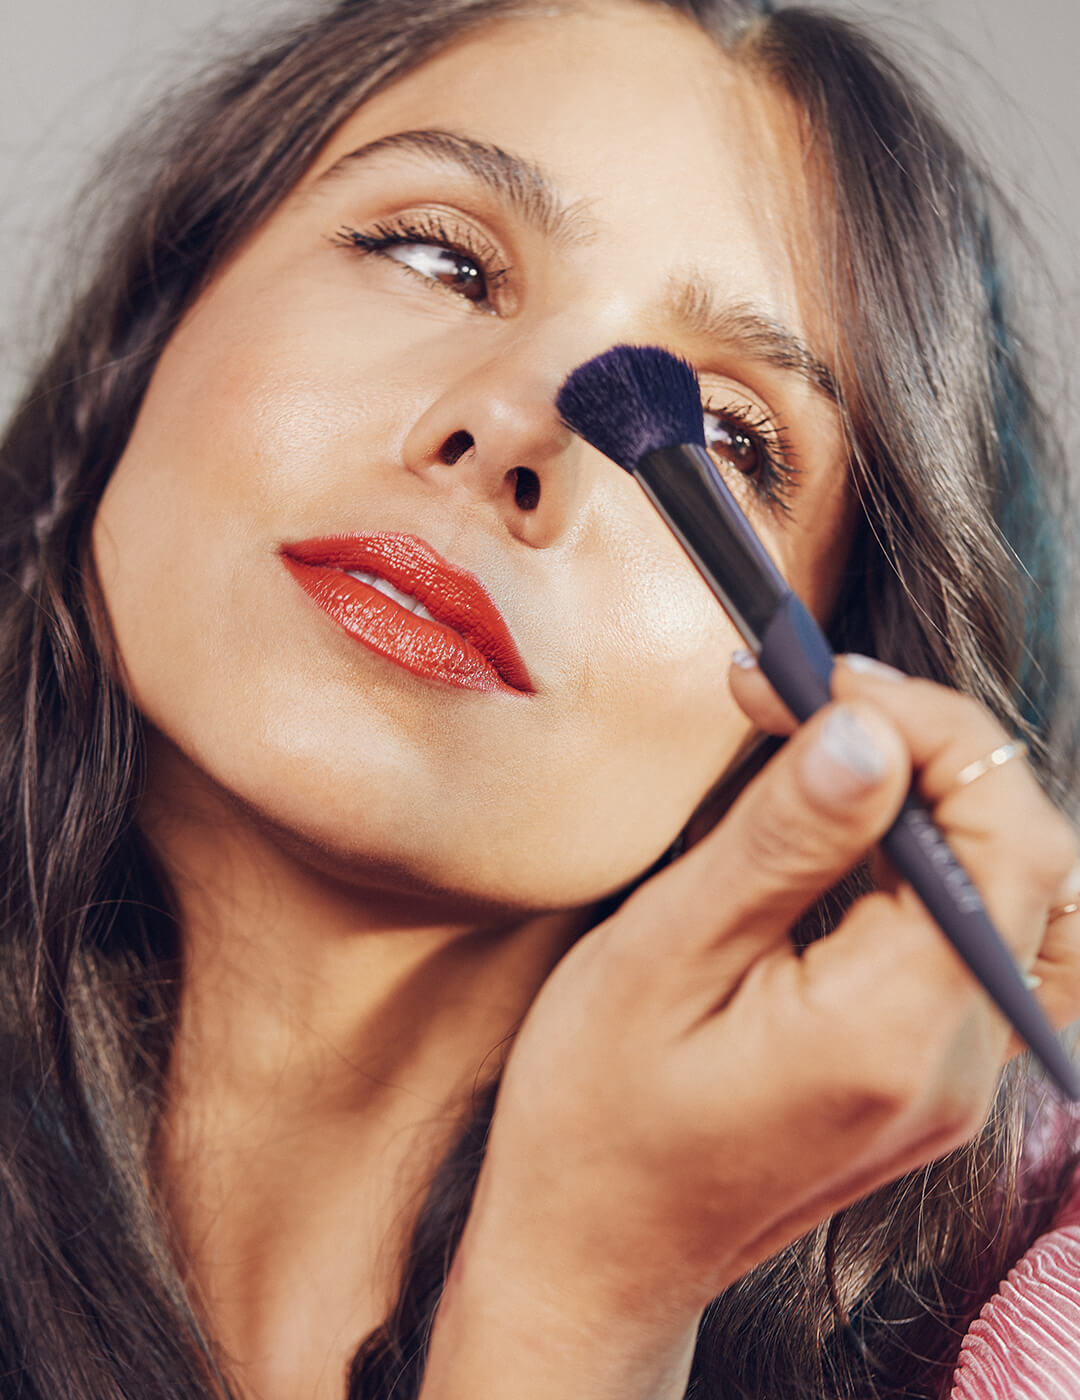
[344,569,435,622]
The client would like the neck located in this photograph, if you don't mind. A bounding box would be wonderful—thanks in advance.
[144,739,591,1398]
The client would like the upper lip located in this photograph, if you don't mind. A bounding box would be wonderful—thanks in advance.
[280,532,534,693]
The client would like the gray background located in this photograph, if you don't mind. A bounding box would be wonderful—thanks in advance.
[1,0,1077,453]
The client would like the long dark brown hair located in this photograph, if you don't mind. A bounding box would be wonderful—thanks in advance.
[1,2,1077,1397]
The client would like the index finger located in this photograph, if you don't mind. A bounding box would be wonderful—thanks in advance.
[728,650,907,735]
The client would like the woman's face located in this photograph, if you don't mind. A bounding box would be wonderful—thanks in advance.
[93,0,853,912]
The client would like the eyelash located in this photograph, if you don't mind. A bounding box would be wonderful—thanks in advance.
[702,400,800,512]
[332,214,509,310]
[333,218,799,510]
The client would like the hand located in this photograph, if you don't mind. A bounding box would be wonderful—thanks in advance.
[729,655,1080,1061]
[425,658,1080,1396]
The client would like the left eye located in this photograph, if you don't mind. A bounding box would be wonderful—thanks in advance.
[703,409,765,476]
[701,403,799,511]
[384,243,487,302]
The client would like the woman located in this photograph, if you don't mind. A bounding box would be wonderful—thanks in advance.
[1,0,1078,1396]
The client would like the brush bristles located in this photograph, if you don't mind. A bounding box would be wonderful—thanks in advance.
[555,345,705,471]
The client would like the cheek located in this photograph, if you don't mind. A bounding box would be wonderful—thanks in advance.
[138,307,384,519]
[555,502,752,821]
[780,478,859,620]
[91,275,404,697]
[89,269,756,909]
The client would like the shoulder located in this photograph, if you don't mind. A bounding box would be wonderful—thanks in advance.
[949,1121,1080,1400]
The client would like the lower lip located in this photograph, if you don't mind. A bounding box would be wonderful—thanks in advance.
[282,558,526,695]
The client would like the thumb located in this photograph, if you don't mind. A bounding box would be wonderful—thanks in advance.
[670,702,911,963]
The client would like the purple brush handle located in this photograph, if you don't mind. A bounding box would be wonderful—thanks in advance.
[758,593,1078,1101]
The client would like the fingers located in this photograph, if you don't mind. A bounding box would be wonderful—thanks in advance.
[637,697,911,977]
[1005,869,1080,1057]
[827,662,1079,964]
[727,649,904,735]
[728,648,799,734]
[719,647,1080,1056]
[772,656,1080,1076]
[728,648,1078,963]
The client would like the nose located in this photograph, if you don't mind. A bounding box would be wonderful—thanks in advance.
[400,347,586,548]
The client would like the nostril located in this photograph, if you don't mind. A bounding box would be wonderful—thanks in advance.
[439,430,474,465]
[512,467,541,511]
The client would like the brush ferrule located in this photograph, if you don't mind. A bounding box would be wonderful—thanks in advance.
[635,444,789,645]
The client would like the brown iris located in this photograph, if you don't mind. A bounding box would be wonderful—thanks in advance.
[704,414,761,475]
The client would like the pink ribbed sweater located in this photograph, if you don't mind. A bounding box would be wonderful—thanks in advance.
[950,1168,1080,1398]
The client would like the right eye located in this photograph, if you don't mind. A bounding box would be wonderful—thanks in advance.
[380,242,488,301]
[333,216,509,314]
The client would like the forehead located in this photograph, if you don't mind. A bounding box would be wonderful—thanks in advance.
[300,1,823,339]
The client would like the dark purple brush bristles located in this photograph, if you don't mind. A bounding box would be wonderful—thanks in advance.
[555,345,706,471]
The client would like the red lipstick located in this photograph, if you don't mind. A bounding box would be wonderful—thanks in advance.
[280,533,533,695]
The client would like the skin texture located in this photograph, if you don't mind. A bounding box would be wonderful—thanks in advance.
[87,5,1080,1399]
[92,5,853,913]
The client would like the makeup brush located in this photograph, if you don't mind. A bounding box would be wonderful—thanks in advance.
[556,343,1078,1101]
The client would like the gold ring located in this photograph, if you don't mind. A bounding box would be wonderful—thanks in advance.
[952,740,1028,790]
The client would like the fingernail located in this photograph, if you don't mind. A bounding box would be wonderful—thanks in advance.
[843,654,906,682]
[731,647,757,670]
[803,707,887,801]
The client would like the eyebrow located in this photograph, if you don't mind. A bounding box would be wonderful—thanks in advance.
[317,126,841,406]
[666,279,840,405]
[315,126,597,247]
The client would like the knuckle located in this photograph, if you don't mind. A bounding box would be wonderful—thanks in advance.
[737,800,868,893]
[738,727,894,879]
[833,991,969,1110]
[739,811,820,881]
[926,1077,988,1144]
[805,897,998,1148]
[822,1051,922,1128]
[990,835,1057,903]
[1046,820,1080,885]
[1050,967,1080,1032]
[826,1034,987,1149]
[826,1016,931,1118]
[1013,818,1080,902]
[910,679,1003,738]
